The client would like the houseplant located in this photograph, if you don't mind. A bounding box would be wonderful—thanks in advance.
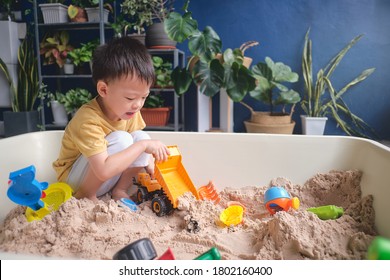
[152,56,173,88]
[141,94,171,126]
[39,85,68,125]
[0,34,40,136]
[67,40,98,73]
[39,0,68,24]
[240,56,301,134]
[72,0,113,22]
[39,31,74,69]
[67,1,88,23]
[120,0,171,44]
[301,29,376,138]
[0,0,21,21]
[62,87,92,116]
[144,0,176,48]
[164,0,256,102]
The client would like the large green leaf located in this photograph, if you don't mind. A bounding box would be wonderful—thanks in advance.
[226,63,256,102]
[171,67,193,95]
[188,26,221,62]
[164,11,198,43]
[265,57,298,83]
[195,59,224,97]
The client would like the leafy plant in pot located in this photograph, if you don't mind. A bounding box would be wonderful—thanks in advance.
[39,85,68,126]
[67,40,98,74]
[39,31,74,71]
[144,0,176,48]
[141,94,171,127]
[0,34,40,137]
[62,88,93,117]
[164,0,257,102]
[301,29,376,138]
[240,56,301,134]
[120,0,157,44]
[152,56,173,88]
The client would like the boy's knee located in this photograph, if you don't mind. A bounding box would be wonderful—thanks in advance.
[131,130,151,142]
[106,131,134,152]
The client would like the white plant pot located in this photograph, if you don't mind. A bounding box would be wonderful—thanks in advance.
[50,101,68,126]
[63,63,74,75]
[0,21,21,64]
[85,7,109,23]
[301,115,328,135]
[39,3,68,24]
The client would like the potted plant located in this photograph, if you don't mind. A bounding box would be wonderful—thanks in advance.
[39,85,68,125]
[240,57,301,134]
[301,29,376,138]
[152,56,173,88]
[0,34,40,137]
[39,31,74,70]
[141,94,171,126]
[0,0,21,21]
[83,0,113,23]
[164,0,256,102]
[0,0,23,107]
[145,0,177,49]
[62,87,92,116]
[120,0,159,44]
[67,40,98,73]
[67,1,88,23]
[39,0,68,24]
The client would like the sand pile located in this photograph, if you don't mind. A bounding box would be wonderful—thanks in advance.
[0,169,376,259]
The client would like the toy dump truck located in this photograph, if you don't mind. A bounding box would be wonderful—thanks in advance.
[134,145,200,216]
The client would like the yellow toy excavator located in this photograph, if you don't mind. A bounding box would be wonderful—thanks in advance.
[134,145,202,216]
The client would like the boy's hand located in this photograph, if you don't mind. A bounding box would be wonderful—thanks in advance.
[145,161,155,179]
[144,140,170,162]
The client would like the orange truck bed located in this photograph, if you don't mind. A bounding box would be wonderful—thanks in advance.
[154,146,200,208]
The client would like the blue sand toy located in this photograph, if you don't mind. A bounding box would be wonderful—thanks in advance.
[7,165,48,211]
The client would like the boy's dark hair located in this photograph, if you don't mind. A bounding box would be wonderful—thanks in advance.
[92,37,155,86]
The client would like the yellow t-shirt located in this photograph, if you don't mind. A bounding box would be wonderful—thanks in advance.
[52,97,146,182]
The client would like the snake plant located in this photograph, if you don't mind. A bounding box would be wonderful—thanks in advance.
[0,35,39,112]
[301,28,377,138]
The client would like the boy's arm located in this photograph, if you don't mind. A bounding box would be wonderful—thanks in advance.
[87,140,168,182]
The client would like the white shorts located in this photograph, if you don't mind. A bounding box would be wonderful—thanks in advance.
[67,130,151,197]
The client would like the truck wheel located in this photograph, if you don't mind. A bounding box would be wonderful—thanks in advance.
[151,196,169,217]
[136,187,148,203]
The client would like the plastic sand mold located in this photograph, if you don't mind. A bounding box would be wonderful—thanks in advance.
[219,205,244,226]
[25,182,72,222]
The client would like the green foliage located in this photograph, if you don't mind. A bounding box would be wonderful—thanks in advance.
[301,28,377,138]
[246,57,300,114]
[152,56,173,88]
[164,0,256,102]
[39,31,74,68]
[121,0,174,34]
[0,35,39,112]
[67,40,98,66]
[144,94,165,108]
[61,88,92,114]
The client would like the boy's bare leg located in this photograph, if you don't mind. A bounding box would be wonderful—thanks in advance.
[73,167,103,203]
[111,167,143,201]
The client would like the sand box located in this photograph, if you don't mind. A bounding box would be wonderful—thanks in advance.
[0,169,376,260]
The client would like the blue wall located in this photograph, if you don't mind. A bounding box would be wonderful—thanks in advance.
[178,0,390,139]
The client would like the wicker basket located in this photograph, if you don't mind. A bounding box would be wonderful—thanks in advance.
[141,107,171,126]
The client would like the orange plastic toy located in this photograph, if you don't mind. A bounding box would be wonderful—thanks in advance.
[198,181,221,204]
[264,186,300,215]
[135,145,200,216]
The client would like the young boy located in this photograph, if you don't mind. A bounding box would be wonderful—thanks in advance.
[53,37,170,202]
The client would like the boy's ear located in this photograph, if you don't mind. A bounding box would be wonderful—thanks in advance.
[97,81,108,97]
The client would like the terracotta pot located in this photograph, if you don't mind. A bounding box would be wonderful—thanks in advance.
[141,107,171,126]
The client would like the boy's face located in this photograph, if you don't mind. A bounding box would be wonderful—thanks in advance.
[97,74,150,121]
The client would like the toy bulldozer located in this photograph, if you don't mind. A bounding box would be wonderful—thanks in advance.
[134,145,203,216]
